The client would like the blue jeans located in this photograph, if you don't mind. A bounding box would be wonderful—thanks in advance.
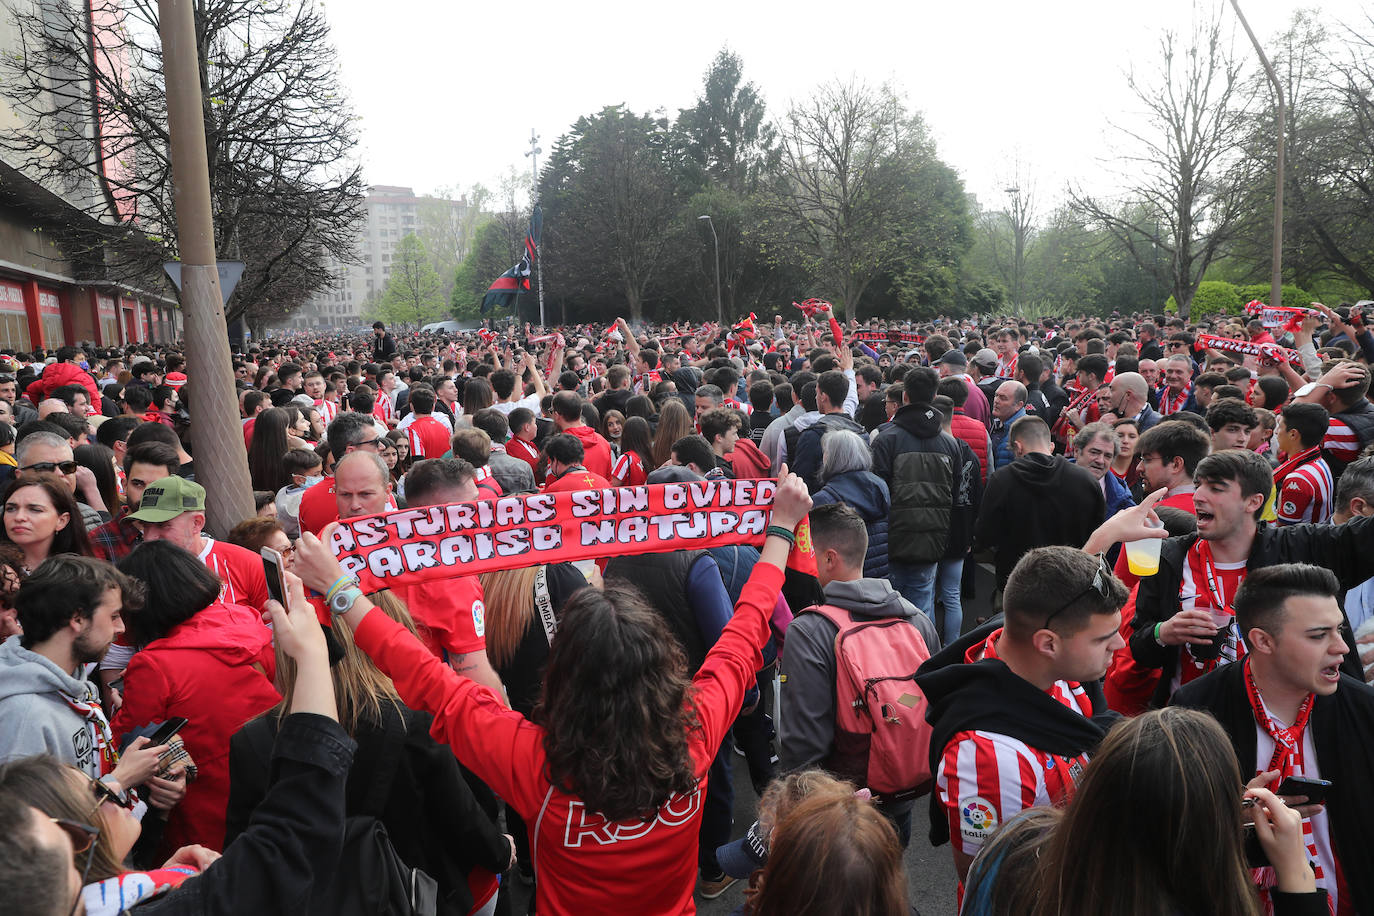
[934,557,966,647]
[889,561,936,617]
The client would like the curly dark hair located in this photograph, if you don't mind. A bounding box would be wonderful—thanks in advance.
[533,582,700,822]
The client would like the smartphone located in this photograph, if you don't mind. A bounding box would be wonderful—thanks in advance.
[146,716,188,747]
[1276,775,1331,806]
[261,546,286,605]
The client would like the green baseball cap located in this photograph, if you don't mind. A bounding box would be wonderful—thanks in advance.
[128,476,206,523]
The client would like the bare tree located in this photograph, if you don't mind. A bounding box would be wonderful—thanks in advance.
[1069,11,1256,319]
[979,165,1037,305]
[772,79,931,320]
[0,0,364,325]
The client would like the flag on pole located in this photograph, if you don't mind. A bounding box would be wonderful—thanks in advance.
[482,206,543,314]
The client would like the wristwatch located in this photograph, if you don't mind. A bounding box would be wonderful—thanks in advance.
[328,581,365,616]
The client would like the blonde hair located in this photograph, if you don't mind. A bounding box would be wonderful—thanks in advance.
[271,589,418,733]
[478,566,539,669]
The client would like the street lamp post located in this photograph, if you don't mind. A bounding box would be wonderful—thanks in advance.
[698,215,722,326]
[1229,0,1284,310]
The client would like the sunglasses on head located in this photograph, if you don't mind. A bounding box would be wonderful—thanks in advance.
[1042,554,1112,632]
[20,460,79,475]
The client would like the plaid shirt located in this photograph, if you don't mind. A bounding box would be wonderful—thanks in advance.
[89,511,142,563]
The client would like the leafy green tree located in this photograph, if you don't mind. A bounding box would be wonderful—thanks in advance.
[370,234,445,328]
[676,49,779,194]
[539,106,684,322]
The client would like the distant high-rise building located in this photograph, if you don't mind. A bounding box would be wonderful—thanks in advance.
[288,185,473,330]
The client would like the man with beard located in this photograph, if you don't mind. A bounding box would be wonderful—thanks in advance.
[1071,422,1135,521]
[87,441,180,563]
[0,556,172,801]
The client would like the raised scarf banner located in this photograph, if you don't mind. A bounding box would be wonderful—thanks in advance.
[1243,299,1320,333]
[1196,333,1303,367]
[328,479,816,591]
[856,330,926,346]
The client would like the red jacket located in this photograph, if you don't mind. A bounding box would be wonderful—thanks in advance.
[726,438,771,480]
[31,362,102,414]
[563,425,614,480]
[352,563,783,915]
[950,409,990,481]
[542,466,610,494]
[111,601,280,854]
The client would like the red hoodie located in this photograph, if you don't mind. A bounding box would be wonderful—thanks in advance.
[352,563,784,915]
[31,362,103,414]
[112,602,279,854]
[563,424,614,480]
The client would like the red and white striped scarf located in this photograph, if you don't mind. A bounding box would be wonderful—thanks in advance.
[62,688,118,777]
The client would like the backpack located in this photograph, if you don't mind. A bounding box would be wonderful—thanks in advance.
[805,605,934,800]
[307,711,439,916]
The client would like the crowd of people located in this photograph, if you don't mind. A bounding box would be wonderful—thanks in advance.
[1,299,1373,915]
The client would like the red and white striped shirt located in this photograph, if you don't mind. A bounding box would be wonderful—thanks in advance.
[1321,418,1361,467]
[1252,697,1343,915]
[372,390,395,425]
[1274,447,1334,526]
[314,397,338,426]
[1170,546,1247,695]
[996,353,1017,379]
[935,629,1093,858]
[611,451,647,487]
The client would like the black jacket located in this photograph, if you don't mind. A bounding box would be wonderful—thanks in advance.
[1129,519,1374,707]
[1172,663,1374,916]
[227,704,509,916]
[372,332,397,361]
[975,452,1103,588]
[872,402,982,564]
[136,713,356,916]
[793,412,866,493]
[915,617,1118,846]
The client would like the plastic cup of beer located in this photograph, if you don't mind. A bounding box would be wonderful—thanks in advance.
[1125,517,1166,577]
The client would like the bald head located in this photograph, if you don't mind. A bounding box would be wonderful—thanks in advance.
[333,450,391,520]
[1110,371,1148,412]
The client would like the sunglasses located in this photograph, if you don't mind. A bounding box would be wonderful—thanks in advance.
[1042,554,1112,632]
[354,437,382,450]
[88,776,133,811]
[20,460,79,475]
[50,817,99,856]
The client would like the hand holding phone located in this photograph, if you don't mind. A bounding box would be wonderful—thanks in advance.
[261,546,287,605]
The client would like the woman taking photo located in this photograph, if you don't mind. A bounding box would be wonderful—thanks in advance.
[294,470,814,914]
[0,473,91,571]
[112,541,280,857]
[228,591,512,916]
[1032,707,1327,916]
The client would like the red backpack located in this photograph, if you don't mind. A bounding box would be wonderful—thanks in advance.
[805,605,934,799]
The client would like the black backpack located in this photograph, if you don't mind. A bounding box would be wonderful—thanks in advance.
[308,711,439,916]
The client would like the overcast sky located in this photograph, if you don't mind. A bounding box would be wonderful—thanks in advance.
[321,0,1366,216]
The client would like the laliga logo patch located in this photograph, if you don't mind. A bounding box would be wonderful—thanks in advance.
[1282,501,1298,517]
[472,599,486,638]
[960,796,998,840]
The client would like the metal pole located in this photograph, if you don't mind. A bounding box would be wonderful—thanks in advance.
[1229,0,1284,310]
[525,129,545,327]
[699,215,721,325]
[157,0,254,536]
